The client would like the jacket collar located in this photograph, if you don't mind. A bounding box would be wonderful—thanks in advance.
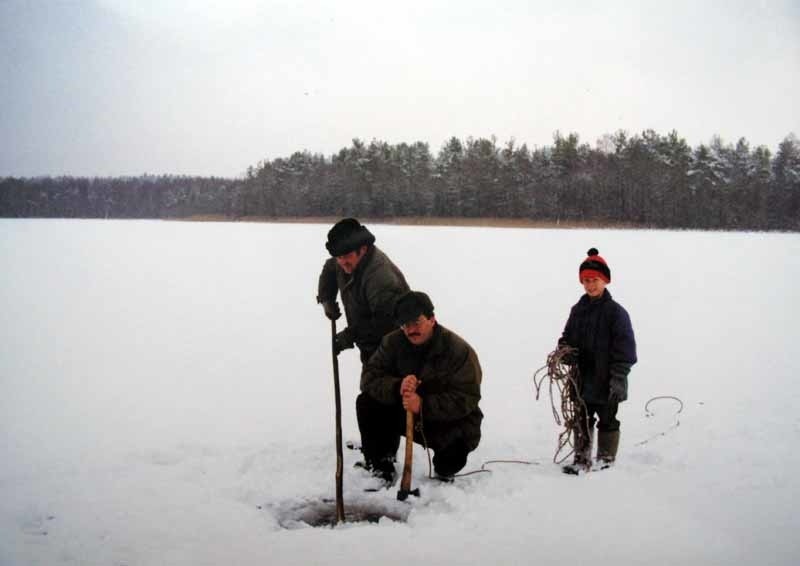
[409,323,446,358]
[340,245,375,290]
[579,288,612,306]
[345,245,375,280]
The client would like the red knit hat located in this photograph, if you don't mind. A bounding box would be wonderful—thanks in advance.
[579,247,611,283]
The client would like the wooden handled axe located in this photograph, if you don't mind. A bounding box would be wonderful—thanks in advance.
[397,409,420,501]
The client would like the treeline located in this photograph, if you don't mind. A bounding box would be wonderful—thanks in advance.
[2,130,799,230]
[0,175,239,219]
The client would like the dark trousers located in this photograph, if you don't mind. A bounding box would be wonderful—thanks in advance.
[579,401,620,433]
[355,393,469,476]
[358,347,375,366]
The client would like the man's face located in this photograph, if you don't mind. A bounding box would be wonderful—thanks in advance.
[336,246,367,274]
[401,314,436,346]
[581,276,607,298]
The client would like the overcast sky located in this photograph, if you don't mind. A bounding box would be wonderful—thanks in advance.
[1,0,798,178]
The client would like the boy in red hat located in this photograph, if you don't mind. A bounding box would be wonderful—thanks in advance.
[558,248,637,474]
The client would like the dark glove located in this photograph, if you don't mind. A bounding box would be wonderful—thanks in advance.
[559,346,578,366]
[321,300,342,321]
[608,374,627,403]
[333,328,355,355]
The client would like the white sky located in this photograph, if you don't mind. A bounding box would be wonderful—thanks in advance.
[1,0,798,178]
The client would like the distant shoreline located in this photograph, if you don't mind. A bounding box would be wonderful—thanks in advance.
[173,215,648,230]
[3,216,792,232]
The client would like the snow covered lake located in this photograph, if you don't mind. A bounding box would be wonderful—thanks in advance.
[1,219,798,566]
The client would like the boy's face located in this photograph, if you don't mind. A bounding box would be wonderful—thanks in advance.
[581,276,607,298]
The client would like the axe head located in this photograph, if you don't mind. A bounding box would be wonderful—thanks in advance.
[397,487,420,501]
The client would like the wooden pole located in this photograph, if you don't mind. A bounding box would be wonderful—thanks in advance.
[331,320,345,523]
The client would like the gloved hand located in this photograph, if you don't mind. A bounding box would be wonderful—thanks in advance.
[333,328,355,355]
[321,300,342,321]
[608,374,626,403]
[559,346,578,366]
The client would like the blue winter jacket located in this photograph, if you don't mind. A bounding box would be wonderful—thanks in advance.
[559,289,637,404]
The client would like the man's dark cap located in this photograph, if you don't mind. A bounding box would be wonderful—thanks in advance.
[394,291,435,326]
[325,218,376,256]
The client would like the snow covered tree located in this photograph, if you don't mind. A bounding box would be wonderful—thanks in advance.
[771,134,800,230]
[433,137,465,217]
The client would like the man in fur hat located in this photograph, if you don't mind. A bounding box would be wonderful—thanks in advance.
[317,218,410,365]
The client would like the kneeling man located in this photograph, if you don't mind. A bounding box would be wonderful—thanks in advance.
[356,291,483,484]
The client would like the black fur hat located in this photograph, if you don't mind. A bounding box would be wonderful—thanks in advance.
[325,218,376,256]
[394,291,435,326]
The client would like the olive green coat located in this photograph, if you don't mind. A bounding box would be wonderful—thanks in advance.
[317,245,409,357]
[361,324,483,451]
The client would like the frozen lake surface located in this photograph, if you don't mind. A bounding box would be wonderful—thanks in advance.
[1,219,798,565]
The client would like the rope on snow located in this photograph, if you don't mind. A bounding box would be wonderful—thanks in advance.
[634,395,684,447]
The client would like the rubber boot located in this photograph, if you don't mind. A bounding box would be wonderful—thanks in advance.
[372,457,397,486]
[596,430,620,469]
[562,429,593,475]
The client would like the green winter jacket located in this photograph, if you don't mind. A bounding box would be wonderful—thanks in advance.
[361,324,483,451]
[317,245,409,357]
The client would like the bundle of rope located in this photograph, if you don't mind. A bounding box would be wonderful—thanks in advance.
[532,345,591,464]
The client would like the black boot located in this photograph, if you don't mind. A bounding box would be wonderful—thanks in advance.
[355,456,396,487]
[373,457,397,485]
[562,429,594,475]
[433,473,455,483]
[596,430,620,469]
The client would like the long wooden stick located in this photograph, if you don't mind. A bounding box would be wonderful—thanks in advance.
[331,320,345,523]
[397,410,420,501]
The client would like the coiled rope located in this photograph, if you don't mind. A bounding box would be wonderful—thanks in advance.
[532,346,591,464]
